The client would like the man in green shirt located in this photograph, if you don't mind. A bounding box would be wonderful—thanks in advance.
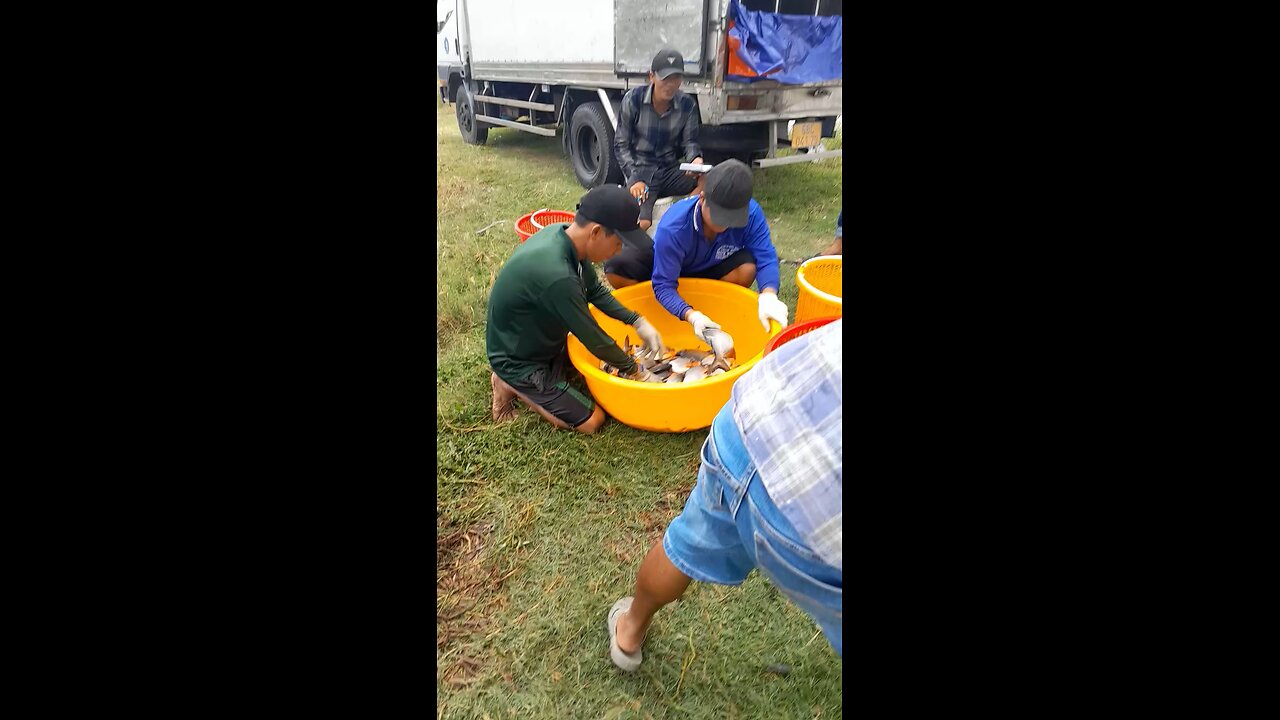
[488,185,665,434]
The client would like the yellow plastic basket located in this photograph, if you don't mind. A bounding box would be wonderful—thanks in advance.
[795,256,842,323]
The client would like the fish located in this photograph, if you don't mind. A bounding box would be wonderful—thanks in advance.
[704,328,735,364]
[607,338,736,382]
[668,357,694,374]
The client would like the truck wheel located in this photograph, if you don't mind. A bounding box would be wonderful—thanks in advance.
[569,102,623,188]
[456,84,488,145]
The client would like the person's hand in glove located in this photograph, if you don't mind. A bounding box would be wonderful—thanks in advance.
[632,316,665,360]
[685,310,721,343]
[757,290,789,331]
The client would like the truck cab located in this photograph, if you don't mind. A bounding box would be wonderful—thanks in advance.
[436,0,462,105]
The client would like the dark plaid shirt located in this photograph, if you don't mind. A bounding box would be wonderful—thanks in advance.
[614,85,702,187]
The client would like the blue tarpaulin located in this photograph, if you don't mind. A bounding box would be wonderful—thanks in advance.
[726,0,842,85]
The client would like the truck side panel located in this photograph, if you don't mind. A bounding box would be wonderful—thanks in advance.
[466,0,614,65]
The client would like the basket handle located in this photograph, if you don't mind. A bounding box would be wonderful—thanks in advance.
[529,208,550,229]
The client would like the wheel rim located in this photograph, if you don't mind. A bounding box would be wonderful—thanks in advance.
[460,99,473,134]
[576,127,599,176]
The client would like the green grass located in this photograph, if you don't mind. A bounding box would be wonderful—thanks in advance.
[437,100,842,720]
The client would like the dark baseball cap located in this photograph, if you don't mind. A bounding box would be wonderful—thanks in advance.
[652,49,685,79]
[703,159,754,228]
[576,185,649,246]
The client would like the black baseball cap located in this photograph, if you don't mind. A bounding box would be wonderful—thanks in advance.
[576,185,649,246]
[652,49,685,80]
[703,159,753,228]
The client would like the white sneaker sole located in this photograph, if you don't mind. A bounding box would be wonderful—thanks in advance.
[607,597,643,672]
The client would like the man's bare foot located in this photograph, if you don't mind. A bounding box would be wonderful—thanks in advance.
[491,373,518,422]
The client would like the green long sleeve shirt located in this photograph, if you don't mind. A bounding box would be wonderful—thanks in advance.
[486,224,640,383]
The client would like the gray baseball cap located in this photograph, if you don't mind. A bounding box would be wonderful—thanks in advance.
[703,159,753,228]
[652,49,685,80]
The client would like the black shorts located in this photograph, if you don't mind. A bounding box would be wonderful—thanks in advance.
[636,164,699,223]
[501,350,596,428]
[604,243,756,285]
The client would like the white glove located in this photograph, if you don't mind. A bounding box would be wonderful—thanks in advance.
[758,292,789,331]
[632,316,664,360]
[686,310,721,343]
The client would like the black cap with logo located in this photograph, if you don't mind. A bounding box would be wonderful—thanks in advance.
[576,185,650,246]
[652,49,686,80]
[703,159,754,229]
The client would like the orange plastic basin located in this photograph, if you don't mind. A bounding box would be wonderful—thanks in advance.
[566,278,781,433]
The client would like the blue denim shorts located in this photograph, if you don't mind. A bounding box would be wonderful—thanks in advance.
[663,403,843,656]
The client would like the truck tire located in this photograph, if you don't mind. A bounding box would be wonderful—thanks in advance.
[456,84,488,146]
[569,102,623,188]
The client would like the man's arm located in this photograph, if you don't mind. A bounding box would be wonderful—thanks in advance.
[680,95,702,162]
[583,265,641,325]
[743,202,781,293]
[651,225,693,320]
[614,93,642,187]
[546,278,637,373]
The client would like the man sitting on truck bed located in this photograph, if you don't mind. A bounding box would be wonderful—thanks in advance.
[613,48,704,232]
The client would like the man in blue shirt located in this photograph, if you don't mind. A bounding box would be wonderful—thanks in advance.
[604,159,789,335]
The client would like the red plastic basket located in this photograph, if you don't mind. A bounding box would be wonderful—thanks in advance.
[514,212,539,242]
[763,316,839,356]
[531,209,574,229]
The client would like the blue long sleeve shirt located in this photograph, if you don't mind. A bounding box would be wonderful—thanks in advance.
[651,197,781,320]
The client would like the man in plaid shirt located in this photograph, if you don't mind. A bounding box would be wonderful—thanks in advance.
[614,48,705,231]
[606,320,843,671]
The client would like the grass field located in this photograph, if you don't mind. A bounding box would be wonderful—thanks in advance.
[437,96,843,719]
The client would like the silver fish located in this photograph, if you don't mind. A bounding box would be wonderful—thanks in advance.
[677,349,710,361]
[668,357,694,374]
[684,365,707,383]
[704,328,735,362]
[710,367,727,376]
[664,372,684,384]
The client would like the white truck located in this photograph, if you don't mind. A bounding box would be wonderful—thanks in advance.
[437,0,843,188]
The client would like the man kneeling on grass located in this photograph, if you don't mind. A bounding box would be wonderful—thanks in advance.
[606,319,842,667]
[487,185,665,434]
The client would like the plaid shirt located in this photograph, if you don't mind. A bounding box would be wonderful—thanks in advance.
[614,85,702,187]
[731,320,842,570]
